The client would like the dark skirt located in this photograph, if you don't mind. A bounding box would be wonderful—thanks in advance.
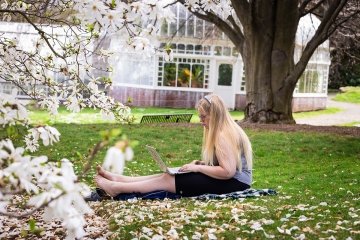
[175,172,250,197]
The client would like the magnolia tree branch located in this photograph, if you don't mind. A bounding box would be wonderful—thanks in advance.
[78,140,109,181]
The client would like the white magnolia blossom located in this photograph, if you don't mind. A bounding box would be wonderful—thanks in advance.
[24,126,61,152]
[29,159,92,239]
[73,0,175,56]
[0,90,28,127]
[65,95,83,113]
[125,146,134,161]
[185,0,233,19]
[163,48,174,62]
[131,36,153,52]
[0,139,92,239]
[38,96,60,116]
[102,144,134,175]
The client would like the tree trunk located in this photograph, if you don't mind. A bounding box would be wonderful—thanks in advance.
[242,0,299,123]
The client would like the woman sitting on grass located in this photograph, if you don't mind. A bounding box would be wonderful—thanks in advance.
[95,94,253,197]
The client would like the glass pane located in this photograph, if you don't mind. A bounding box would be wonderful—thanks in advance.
[298,74,305,93]
[170,22,177,36]
[178,63,191,87]
[160,20,168,36]
[195,19,203,38]
[179,6,186,18]
[223,47,231,56]
[310,70,320,92]
[187,15,194,37]
[218,64,232,86]
[298,70,320,93]
[214,26,222,39]
[186,44,194,54]
[195,45,202,54]
[164,63,176,87]
[214,46,222,56]
[204,22,214,38]
[171,43,176,53]
[191,64,204,88]
[203,45,211,55]
[178,44,185,53]
[232,47,239,57]
[178,19,186,37]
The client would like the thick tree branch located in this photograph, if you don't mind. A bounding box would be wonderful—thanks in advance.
[300,0,327,17]
[188,9,244,51]
[230,0,250,26]
[299,0,313,14]
[314,0,348,39]
[287,0,349,88]
[227,15,242,35]
[175,0,245,51]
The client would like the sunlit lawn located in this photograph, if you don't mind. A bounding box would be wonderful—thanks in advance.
[28,106,244,124]
[333,86,360,104]
[340,121,360,127]
[25,110,360,239]
[28,105,341,125]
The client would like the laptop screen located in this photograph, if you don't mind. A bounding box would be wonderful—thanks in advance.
[145,145,168,172]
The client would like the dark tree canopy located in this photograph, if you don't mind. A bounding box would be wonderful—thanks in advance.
[328,1,360,88]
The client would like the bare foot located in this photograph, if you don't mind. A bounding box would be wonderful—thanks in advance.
[94,175,119,197]
[96,165,123,182]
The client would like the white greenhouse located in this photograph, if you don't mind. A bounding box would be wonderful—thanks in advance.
[108,5,330,111]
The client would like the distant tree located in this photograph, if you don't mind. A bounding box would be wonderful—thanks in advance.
[328,1,360,89]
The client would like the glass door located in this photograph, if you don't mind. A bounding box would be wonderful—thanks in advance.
[214,62,235,109]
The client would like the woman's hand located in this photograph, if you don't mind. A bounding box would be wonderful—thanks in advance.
[179,163,200,173]
[191,160,205,165]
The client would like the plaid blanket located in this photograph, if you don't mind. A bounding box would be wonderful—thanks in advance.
[193,188,277,200]
[85,188,277,201]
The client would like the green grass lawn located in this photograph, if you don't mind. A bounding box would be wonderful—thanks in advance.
[28,106,244,124]
[340,121,360,127]
[28,105,341,125]
[27,120,360,239]
[333,86,360,104]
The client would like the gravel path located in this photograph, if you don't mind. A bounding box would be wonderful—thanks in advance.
[296,94,360,127]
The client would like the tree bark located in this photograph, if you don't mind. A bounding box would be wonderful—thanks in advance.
[242,0,299,123]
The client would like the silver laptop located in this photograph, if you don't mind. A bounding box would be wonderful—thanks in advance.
[145,145,186,175]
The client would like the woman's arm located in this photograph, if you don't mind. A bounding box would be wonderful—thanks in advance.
[180,137,237,179]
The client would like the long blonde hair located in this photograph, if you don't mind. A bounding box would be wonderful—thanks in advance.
[197,94,252,170]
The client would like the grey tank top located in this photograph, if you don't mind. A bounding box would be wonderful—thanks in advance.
[213,154,252,186]
[233,155,252,186]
